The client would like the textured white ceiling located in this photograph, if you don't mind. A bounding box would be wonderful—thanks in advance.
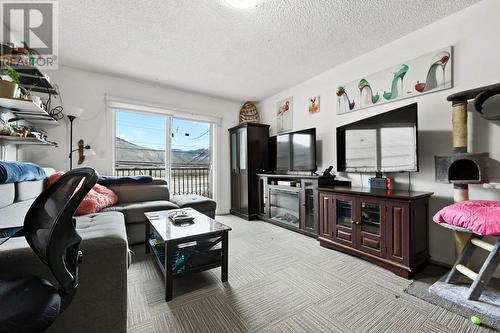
[58,0,480,101]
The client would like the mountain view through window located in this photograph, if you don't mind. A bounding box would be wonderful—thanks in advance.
[114,110,212,197]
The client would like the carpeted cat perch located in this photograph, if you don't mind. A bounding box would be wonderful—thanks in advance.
[431,83,500,320]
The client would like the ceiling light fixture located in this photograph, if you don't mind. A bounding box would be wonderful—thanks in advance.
[225,0,260,9]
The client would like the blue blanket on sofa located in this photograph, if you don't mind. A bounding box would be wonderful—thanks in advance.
[0,161,46,184]
[97,175,153,186]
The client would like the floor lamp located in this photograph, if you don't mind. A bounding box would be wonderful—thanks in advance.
[66,107,95,170]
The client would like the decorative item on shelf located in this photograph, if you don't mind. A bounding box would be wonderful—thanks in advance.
[0,42,40,67]
[0,80,19,99]
[15,129,28,138]
[337,46,453,114]
[308,96,320,114]
[0,64,21,99]
[5,64,20,85]
[276,97,293,133]
[9,124,48,140]
[239,101,260,124]
[0,118,14,136]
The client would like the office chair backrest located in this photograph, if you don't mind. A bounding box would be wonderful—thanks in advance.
[23,167,98,305]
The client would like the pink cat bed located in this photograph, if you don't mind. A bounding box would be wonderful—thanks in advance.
[433,200,500,236]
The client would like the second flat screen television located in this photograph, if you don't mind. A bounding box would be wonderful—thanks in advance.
[269,128,317,172]
[337,103,419,173]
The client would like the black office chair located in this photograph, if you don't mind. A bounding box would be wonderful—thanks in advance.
[0,168,98,333]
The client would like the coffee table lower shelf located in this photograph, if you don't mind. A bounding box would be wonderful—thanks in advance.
[147,239,224,279]
[145,214,230,302]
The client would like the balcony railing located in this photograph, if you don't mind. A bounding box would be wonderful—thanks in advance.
[115,166,211,198]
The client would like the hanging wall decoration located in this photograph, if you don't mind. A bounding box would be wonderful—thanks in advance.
[309,96,320,114]
[337,46,453,115]
[276,97,293,133]
[239,101,260,124]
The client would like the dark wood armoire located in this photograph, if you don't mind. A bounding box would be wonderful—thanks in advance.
[229,122,270,220]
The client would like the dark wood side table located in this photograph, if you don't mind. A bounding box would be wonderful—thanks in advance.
[144,208,231,301]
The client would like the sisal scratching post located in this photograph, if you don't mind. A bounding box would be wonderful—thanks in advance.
[453,183,470,256]
[451,101,470,256]
[451,101,468,152]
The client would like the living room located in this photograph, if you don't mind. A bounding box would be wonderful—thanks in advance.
[1,0,500,332]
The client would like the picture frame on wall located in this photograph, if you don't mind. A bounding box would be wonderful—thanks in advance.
[309,96,320,114]
[337,46,453,114]
[276,97,293,133]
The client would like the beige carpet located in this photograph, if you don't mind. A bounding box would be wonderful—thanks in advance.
[127,215,495,333]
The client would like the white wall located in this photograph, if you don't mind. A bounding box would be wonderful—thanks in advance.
[21,66,241,214]
[258,0,500,270]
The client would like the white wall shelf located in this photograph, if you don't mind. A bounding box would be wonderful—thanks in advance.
[0,135,57,146]
[0,97,59,126]
[0,61,58,95]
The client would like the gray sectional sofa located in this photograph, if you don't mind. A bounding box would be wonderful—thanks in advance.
[104,179,216,245]
[0,168,216,332]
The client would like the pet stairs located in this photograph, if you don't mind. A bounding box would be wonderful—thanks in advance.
[444,224,500,300]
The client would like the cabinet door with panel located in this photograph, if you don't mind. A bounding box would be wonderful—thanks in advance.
[230,131,240,211]
[356,198,386,257]
[385,202,410,265]
[332,194,356,247]
[300,179,318,234]
[319,193,334,239]
[258,176,268,217]
[237,128,248,212]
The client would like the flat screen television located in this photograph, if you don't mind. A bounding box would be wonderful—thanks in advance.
[268,128,317,172]
[337,103,418,173]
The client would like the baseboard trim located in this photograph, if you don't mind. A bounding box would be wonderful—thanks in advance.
[428,258,452,269]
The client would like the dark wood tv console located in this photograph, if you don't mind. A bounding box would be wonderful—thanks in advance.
[317,186,433,278]
[257,174,350,236]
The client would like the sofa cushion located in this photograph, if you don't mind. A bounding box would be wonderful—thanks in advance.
[0,183,15,209]
[106,184,170,203]
[170,194,216,212]
[0,199,34,228]
[125,223,146,245]
[102,200,179,224]
[75,212,127,242]
[0,210,129,333]
[15,179,45,202]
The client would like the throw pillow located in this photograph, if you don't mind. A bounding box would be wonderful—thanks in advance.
[47,171,119,216]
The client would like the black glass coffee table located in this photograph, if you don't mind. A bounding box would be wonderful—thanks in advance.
[144,208,231,301]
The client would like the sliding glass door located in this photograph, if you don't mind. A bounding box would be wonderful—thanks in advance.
[170,118,212,197]
[114,110,213,198]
